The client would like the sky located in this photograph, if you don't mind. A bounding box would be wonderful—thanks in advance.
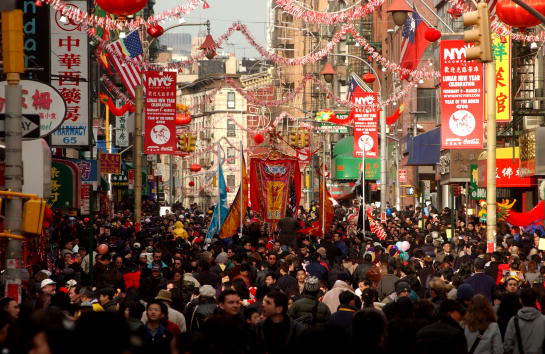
[153,0,269,58]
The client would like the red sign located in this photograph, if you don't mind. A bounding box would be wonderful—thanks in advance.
[352,92,379,158]
[80,184,90,215]
[440,40,484,150]
[399,169,407,183]
[477,158,536,188]
[144,71,177,154]
[128,169,135,190]
[99,153,121,174]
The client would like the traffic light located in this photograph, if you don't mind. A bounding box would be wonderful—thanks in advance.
[298,129,309,147]
[178,133,188,152]
[288,129,299,148]
[1,10,24,74]
[22,199,47,235]
[463,2,492,62]
[187,133,197,152]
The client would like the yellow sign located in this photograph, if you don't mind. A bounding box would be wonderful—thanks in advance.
[492,34,511,121]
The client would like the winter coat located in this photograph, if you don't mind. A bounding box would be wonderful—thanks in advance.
[415,315,468,354]
[504,307,545,354]
[287,295,331,326]
[377,274,400,300]
[322,280,354,313]
[326,306,357,336]
[250,316,304,354]
[464,272,496,303]
[463,322,503,354]
[306,261,328,281]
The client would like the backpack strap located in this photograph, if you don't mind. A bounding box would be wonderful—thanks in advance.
[514,315,525,354]
[468,329,485,354]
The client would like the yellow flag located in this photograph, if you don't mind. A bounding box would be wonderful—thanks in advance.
[219,156,248,239]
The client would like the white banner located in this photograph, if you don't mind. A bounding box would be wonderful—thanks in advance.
[115,100,130,147]
[50,0,90,146]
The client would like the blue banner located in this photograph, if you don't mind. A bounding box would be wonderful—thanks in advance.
[206,162,229,240]
[73,159,98,184]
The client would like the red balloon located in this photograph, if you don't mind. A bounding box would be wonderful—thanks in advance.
[188,181,195,187]
[146,24,164,38]
[190,164,201,172]
[424,28,441,42]
[95,0,148,16]
[98,244,109,255]
[497,0,545,28]
[362,73,376,83]
[176,113,192,125]
[253,133,265,144]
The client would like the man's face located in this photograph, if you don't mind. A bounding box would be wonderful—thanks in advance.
[219,294,241,316]
[267,255,277,265]
[174,260,182,269]
[244,242,252,251]
[265,275,275,287]
[115,258,123,268]
[99,294,109,305]
[506,280,519,293]
[42,284,56,296]
[147,304,164,321]
[443,244,451,253]
[5,300,19,319]
[69,288,80,303]
[262,295,281,318]
[153,252,162,262]
[296,270,307,283]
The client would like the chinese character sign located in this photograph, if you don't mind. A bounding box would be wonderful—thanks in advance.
[492,34,511,122]
[477,159,536,188]
[50,0,90,146]
[144,71,177,154]
[352,92,379,158]
[116,100,130,147]
[99,153,121,174]
[440,40,484,150]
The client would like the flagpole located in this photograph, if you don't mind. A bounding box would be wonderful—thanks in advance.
[240,141,243,239]
[362,141,366,239]
[322,139,326,237]
[217,142,221,236]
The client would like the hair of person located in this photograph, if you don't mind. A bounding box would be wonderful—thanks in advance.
[98,287,115,299]
[146,299,168,317]
[265,291,289,315]
[127,301,145,319]
[218,289,239,304]
[520,287,538,307]
[464,294,497,332]
[438,299,465,316]
[338,290,357,306]
[352,309,386,350]
[361,288,379,308]
[243,306,258,321]
[0,298,15,311]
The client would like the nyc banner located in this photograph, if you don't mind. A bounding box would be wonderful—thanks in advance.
[352,92,379,158]
[440,40,484,150]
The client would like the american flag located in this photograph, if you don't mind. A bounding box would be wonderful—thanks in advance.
[107,31,144,98]
[486,0,497,19]
[367,210,387,240]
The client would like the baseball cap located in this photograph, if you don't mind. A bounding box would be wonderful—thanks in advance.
[41,279,56,288]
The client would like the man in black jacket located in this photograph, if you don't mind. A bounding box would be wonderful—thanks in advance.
[415,299,468,354]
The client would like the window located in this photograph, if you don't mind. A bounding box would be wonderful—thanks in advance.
[416,88,438,122]
[227,120,236,137]
[226,174,236,189]
[227,92,236,109]
[227,147,236,164]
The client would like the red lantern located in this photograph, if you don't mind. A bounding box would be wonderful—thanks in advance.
[190,164,201,172]
[98,244,109,255]
[424,28,441,42]
[147,24,164,38]
[362,73,376,83]
[95,0,148,16]
[89,27,97,35]
[253,133,264,145]
[496,0,545,28]
[188,181,195,187]
[176,113,192,125]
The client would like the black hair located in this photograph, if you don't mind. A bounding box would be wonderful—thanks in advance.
[218,289,239,304]
[146,300,168,318]
[265,291,289,315]
[338,290,357,306]
[439,299,465,316]
[520,288,538,307]
[99,287,115,300]
[127,302,145,319]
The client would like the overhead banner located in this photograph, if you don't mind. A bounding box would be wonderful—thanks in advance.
[144,71,177,154]
[352,92,379,158]
[440,40,484,150]
[50,0,90,146]
[492,34,511,122]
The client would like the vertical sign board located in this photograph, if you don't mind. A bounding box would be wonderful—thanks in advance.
[440,40,484,150]
[115,99,130,147]
[144,71,177,154]
[50,0,90,146]
[352,92,379,158]
[19,0,51,82]
[492,34,511,122]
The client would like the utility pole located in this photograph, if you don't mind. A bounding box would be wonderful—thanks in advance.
[463,3,495,251]
[2,9,24,301]
[134,85,143,230]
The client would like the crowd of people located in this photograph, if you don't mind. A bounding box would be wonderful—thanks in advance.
[0,200,544,354]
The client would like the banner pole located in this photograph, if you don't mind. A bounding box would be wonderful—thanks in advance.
[486,61,497,252]
[322,140,326,237]
[217,142,221,236]
[240,141,243,238]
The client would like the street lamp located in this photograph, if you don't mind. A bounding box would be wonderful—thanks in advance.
[320,62,336,83]
[386,0,414,26]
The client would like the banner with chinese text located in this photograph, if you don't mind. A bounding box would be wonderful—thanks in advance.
[440,40,484,149]
[352,92,379,158]
[99,153,121,174]
[469,164,486,200]
[50,159,80,209]
[144,71,177,154]
[492,34,511,121]
[50,0,90,146]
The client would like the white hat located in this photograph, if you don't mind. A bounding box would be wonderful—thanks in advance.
[41,279,56,288]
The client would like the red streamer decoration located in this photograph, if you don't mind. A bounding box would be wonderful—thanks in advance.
[98,93,135,116]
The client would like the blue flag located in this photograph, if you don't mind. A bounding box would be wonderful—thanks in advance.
[206,162,229,240]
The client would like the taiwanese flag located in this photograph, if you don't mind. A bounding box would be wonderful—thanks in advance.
[399,9,431,80]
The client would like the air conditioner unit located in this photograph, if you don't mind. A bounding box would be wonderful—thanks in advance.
[523,116,543,130]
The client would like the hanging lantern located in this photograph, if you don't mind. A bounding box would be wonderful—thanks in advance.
[362,73,376,83]
[200,34,217,60]
[424,28,441,42]
[188,181,195,187]
[202,1,210,9]
[190,163,201,172]
[95,0,148,16]
[253,133,265,145]
[147,24,165,38]
[320,62,336,83]
[176,113,192,125]
[496,0,545,28]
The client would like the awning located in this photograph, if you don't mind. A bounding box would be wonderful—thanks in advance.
[407,128,441,166]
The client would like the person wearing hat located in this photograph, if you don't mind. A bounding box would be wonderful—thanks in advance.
[306,253,328,282]
[35,279,56,310]
[139,264,168,303]
[185,285,218,331]
[287,276,331,327]
[141,289,186,333]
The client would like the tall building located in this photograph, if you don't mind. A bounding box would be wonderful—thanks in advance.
[159,33,193,55]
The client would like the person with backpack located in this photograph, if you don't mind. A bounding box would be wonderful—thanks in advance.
[503,288,545,354]
[463,294,502,354]
[184,284,217,331]
[287,276,331,328]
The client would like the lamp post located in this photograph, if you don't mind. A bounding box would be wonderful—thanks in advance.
[327,53,387,216]
[386,0,414,26]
